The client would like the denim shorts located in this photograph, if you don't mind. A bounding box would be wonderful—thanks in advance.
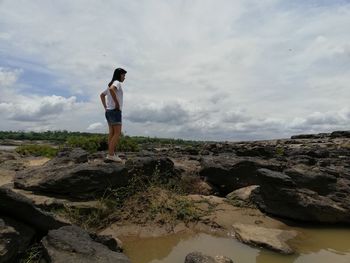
[105,109,122,125]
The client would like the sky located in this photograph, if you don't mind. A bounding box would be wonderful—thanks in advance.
[0,0,350,141]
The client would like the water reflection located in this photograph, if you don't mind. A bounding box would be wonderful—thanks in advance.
[291,226,350,255]
[256,251,297,263]
[123,232,194,263]
[0,145,16,151]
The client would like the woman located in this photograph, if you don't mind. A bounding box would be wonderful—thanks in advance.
[100,68,127,162]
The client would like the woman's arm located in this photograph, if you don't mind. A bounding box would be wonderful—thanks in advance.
[109,86,121,111]
[100,92,107,110]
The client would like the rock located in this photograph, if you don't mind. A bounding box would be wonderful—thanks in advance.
[287,155,317,166]
[125,156,177,181]
[46,148,89,166]
[226,185,258,207]
[0,151,20,163]
[330,131,350,138]
[291,133,329,139]
[235,145,276,158]
[214,256,234,263]
[14,162,128,200]
[232,223,297,254]
[256,169,295,187]
[284,165,337,195]
[0,155,26,171]
[184,251,233,263]
[89,233,122,252]
[285,146,329,159]
[183,146,200,155]
[253,169,350,223]
[42,225,130,263]
[14,155,178,201]
[0,217,35,263]
[0,187,68,232]
[199,157,283,196]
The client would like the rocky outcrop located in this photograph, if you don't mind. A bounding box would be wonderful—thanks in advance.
[290,131,350,139]
[184,251,233,263]
[199,156,283,196]
[15,162,128,200]
[41,225,130,263]
[199,132,350,224]
[14,148,177,200]
[232,223,297,254]
[1,130,350,260]
[0,187,68,232]
[252,168,350,223]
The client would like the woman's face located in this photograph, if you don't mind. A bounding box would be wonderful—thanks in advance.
[120,73,126,82]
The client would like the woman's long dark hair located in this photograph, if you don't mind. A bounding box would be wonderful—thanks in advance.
[108,68,127,87]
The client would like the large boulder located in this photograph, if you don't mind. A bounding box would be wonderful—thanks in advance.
[0,217,35,263]
[253,168,350,223]
[284,165,337,195]
[232,223,297,254]
[199,156,283,196]
[0,187,68,232]
[14,162,128,200]
[41,225,130,263]
[45,148,89,166]
[14,152,177,200]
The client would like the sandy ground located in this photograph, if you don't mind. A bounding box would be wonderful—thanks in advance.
[0,168,15,186]
[0,157,49,187]
[99,195,288,241]
[26,157,50,167]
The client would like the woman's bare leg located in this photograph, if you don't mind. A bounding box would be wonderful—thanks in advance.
[108,124,115,156]
[110,124,122,155]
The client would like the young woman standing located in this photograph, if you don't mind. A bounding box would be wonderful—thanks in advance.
[100,68,127,162]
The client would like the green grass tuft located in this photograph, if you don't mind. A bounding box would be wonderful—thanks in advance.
[15,144,58,158]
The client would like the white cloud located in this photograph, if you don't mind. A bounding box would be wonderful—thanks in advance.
[1,95,76,122]
[0,67,22,90]
[87,122,103,131]
[126,102,190,124]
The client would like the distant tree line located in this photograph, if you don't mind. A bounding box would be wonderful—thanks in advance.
[0,131,203,154]
[0,130,102,142]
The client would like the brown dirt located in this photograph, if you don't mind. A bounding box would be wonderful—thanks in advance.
[26,157,50,167]
[100,194,288,240]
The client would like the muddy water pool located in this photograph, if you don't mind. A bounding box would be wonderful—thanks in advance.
[122,226,350,263]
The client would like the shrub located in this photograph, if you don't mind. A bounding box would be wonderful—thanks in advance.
[117,135,139,152]
[275,146,285,156]
[66,135,108,153]
[66,134,139,153]
[19,243,44,263]
[15,144,58,158]
[55,196,116,231]
[120,186,202,225]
